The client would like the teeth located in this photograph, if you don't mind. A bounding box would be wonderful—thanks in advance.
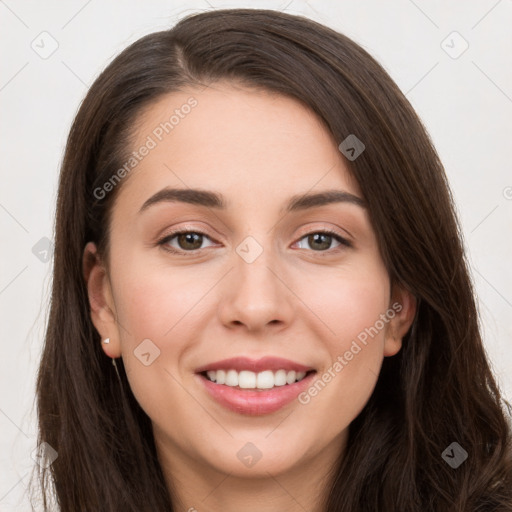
[274,369,287,386]
[204,369,308,389]
[216,369,226,384]
[286,370,296,385]
[239,370,256,389]
[256,370,274,389]
[225,369,238,387]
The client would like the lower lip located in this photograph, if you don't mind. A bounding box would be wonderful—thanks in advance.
[196,372,316,415]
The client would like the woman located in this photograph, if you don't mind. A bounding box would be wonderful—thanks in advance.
[33,8,512,511]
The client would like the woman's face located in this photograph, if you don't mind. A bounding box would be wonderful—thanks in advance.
[85,82,415,489]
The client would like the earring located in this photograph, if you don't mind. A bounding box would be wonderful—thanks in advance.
[112,358,122,382]
[102,338,122,383]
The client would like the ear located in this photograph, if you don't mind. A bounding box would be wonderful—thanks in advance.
[83,242,122,358]
[383,283,417,357]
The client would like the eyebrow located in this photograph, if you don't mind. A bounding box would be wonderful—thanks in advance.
[138,187,367,214]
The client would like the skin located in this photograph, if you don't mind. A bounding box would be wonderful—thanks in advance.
[84,82,416,512]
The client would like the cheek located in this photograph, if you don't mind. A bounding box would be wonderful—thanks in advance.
[292,256,390,345]
[109,260,204,411]
[293,262,390,420]
[111,257,211,343]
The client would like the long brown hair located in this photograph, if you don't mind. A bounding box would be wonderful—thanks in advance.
[33,8,512,511]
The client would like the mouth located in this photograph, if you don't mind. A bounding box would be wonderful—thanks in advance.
[199,368,315,390]
[195,356,317,415]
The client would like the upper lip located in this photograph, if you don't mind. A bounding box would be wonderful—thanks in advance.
[195,356,315,374]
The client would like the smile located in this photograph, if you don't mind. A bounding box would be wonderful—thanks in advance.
[195,356,317,415]
[203,369,310,389]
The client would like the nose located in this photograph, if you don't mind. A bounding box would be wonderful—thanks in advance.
[217,239,295,333]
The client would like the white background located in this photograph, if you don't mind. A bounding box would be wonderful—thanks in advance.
[1,1,511,509]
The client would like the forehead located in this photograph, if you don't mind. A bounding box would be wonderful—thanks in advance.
[115,82,362,214]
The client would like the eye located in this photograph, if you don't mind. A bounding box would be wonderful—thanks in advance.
[294,230,352,252]
[157,228,352,255]
[158,230,216,254]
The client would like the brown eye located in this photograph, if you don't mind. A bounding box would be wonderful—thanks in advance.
[175,232,204,250]
[158,230,215,253]
[295,231,351,252]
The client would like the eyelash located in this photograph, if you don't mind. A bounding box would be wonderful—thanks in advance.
[157,228,352,255]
